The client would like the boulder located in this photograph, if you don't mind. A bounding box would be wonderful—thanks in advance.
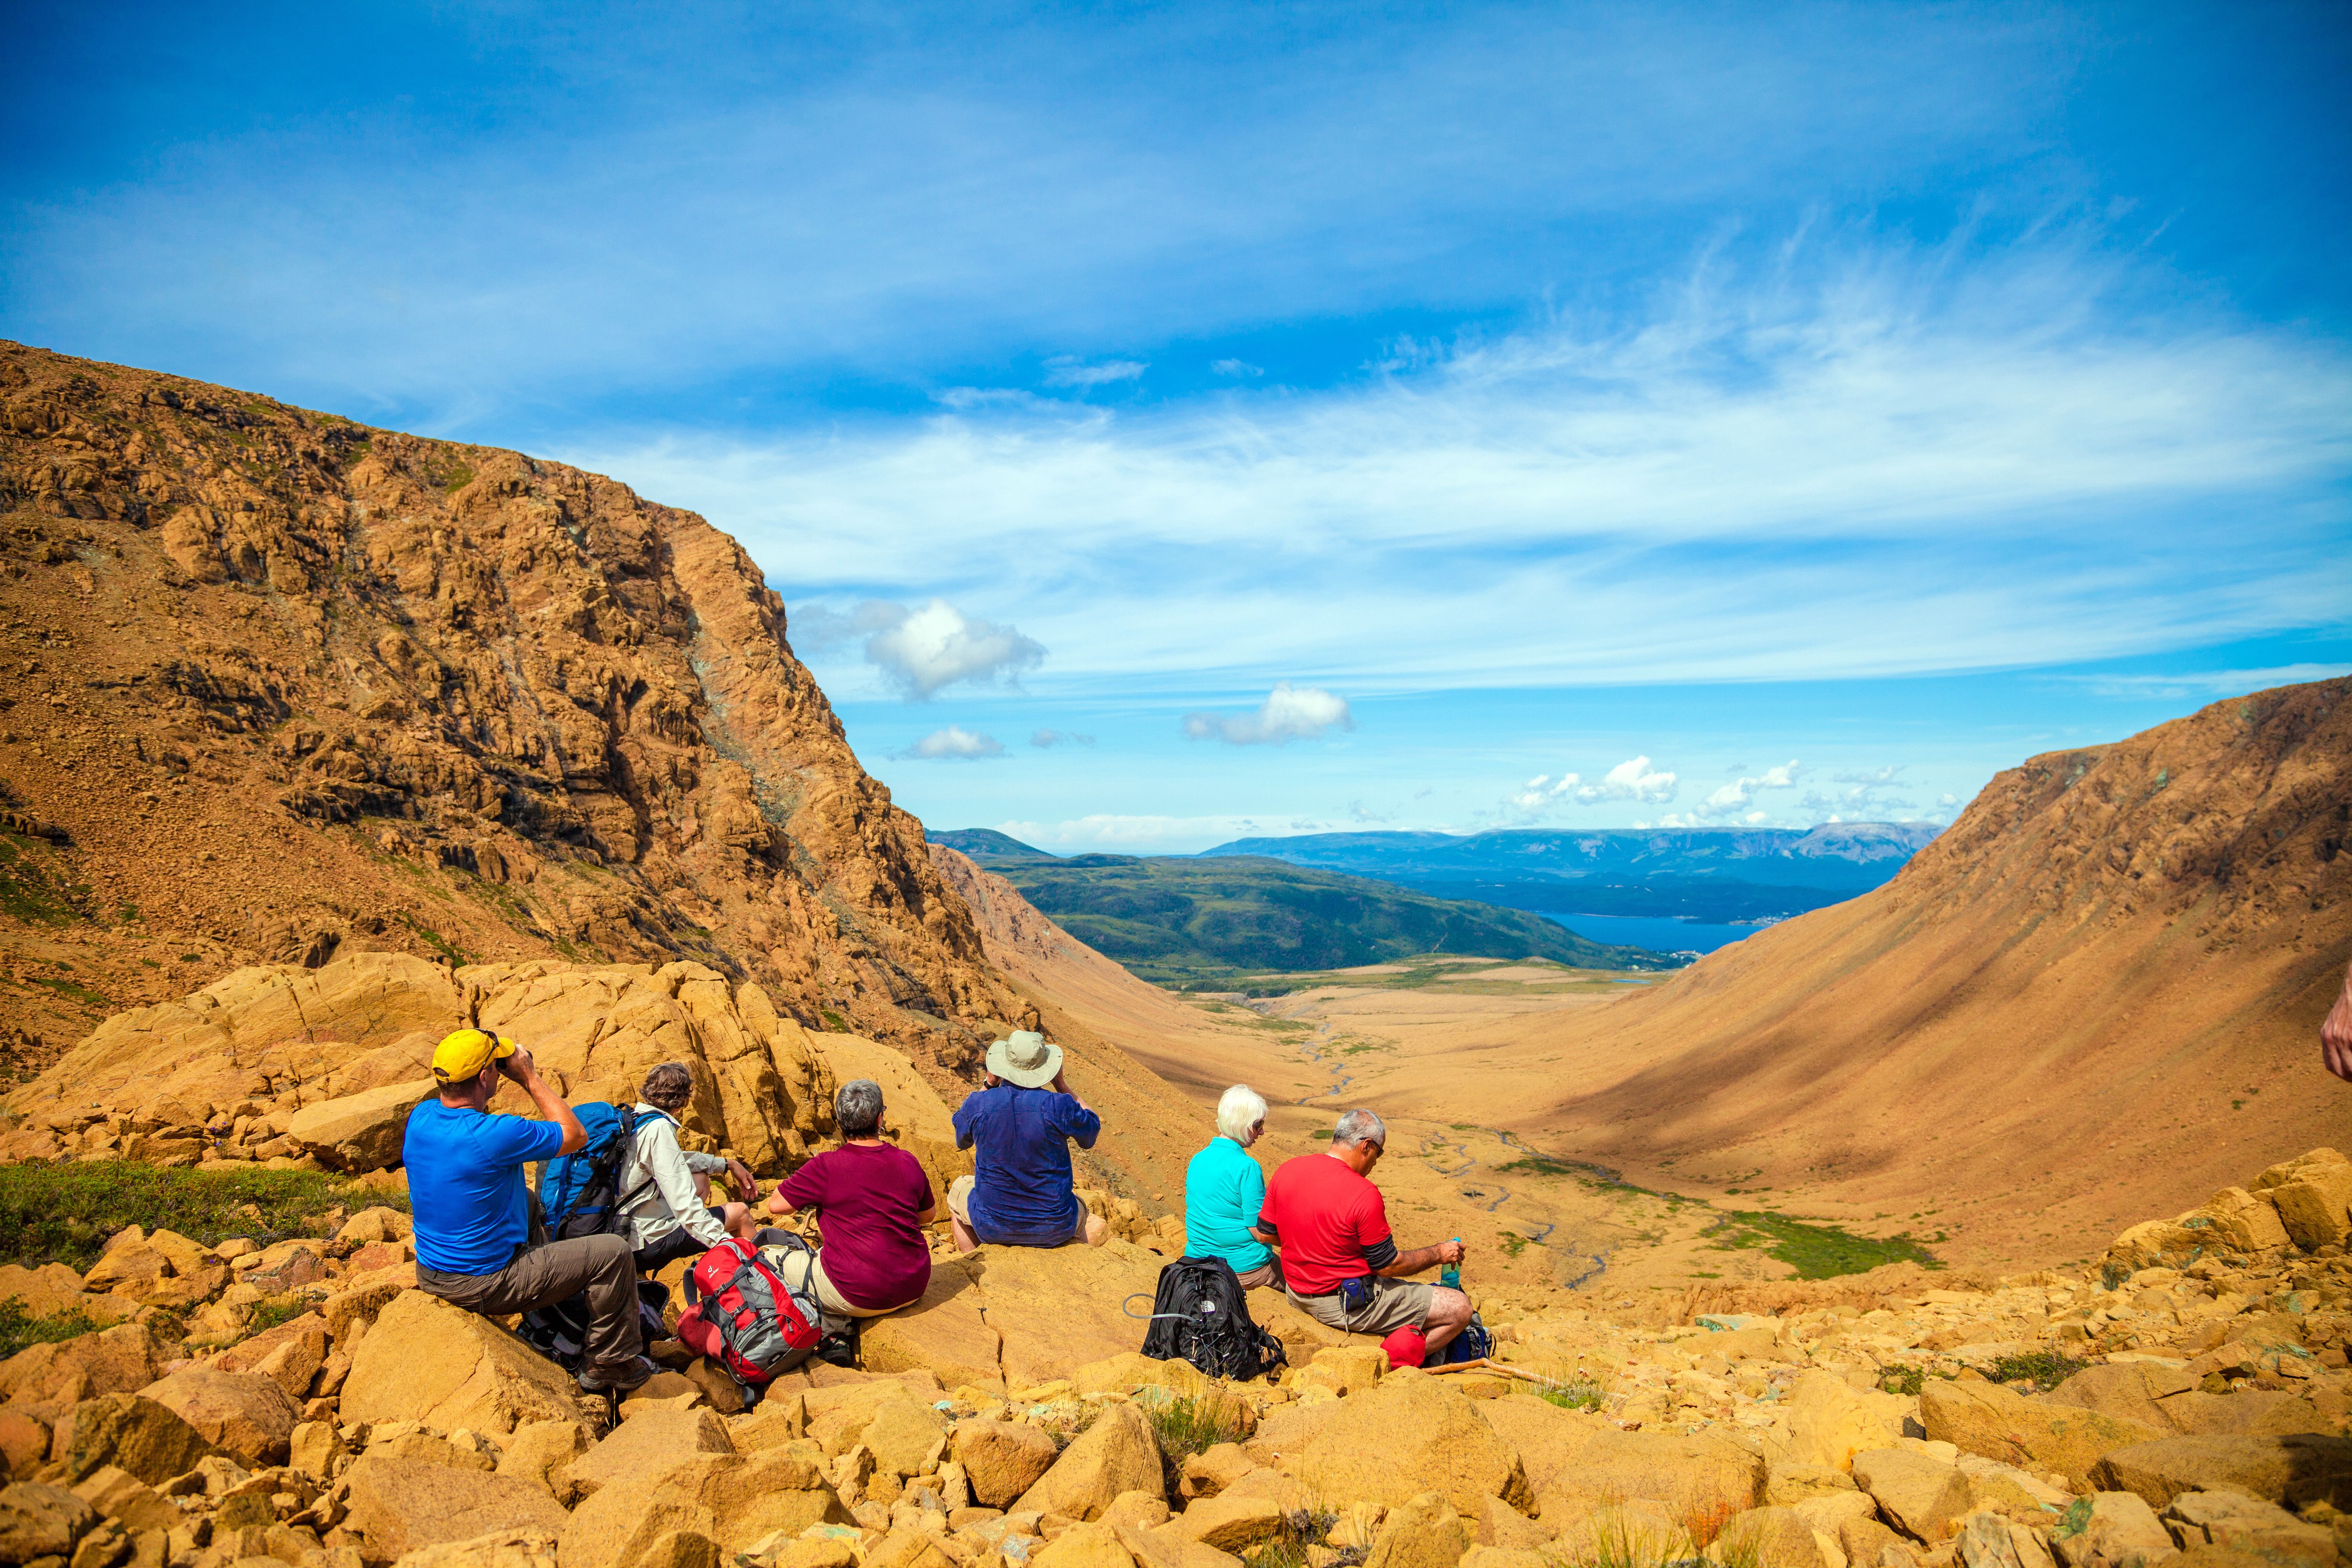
[1122,1520,1246,1568]
[62,1394,221,1485]
[0,1409,51,1475]
[67,1465,178,1533]
[962,1242,1171,1390]
[1364,1491,1471,1568]
[861,1399,950,1479]
[1718,1506,1842,1568]
[1165,1492,1286,1553]
[557,1406,733,1500]
[1072,1354,1218,1403]
[2190,1189,2290,1253]
[497,1421,595,1498]
[1787,1370,1911,1472]
[2090,1434,2352,1511]
[1840,1516,1912,1568]
[1032,1521,1140,1568]
[1178,1445,1256,1504]
[1297,1372,1532,1518]
[2049,1492,2176,1568]
[214,1312,330,1401]
[2163,1490,2305,1546]
[1921,1379,2165,1492]
[1478,1390,1757,1515]
[0,1263,123,1321]
[857,1263,1002,1393]
[1104,1492,1173,1532]
[338,1207,414,1245]
[1854,1448,1976,1543]
[0,1321,168,1410]
[1293,1346,1387,1398]
[289,1081,433,1171]
[338,1454,571,1565]
[0,1480,94,1563]
[557,1447,851,1568]
[387,1526,561,1568]
[138,1367,301,1466]
[343,1289,585,1434]
[1017,1404,1165,1522]
[290,1419,350,1480]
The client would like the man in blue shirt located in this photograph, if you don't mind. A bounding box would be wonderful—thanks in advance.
[947,1030,1106,1251]
[406,1027,651,1393]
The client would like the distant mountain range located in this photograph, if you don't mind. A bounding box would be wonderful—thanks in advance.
[1194,823,1944,923]
[924,831,1673,983]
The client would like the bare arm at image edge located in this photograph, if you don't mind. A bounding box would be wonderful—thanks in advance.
[2324,959,2352,1083]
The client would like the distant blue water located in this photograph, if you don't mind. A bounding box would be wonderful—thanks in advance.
[1542,912,1771,955]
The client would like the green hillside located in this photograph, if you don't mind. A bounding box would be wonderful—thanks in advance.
[967,851,1674,986]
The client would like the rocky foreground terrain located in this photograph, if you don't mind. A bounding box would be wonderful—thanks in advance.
[3,1020,2348,1568]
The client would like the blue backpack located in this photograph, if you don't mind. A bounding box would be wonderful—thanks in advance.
[539,1103,653,1240]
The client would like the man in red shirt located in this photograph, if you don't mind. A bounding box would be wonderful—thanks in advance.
[1255,1108,1470,1354]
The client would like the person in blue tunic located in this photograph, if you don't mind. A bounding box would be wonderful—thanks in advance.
[947,1030,1106,1251]
[1182,1084,1282,1289]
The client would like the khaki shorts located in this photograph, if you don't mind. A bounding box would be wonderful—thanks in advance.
[948,1174,1089,1245]
[1286,1276,1432,1336]
[769,1246,909,1320]
[1233,1259,1284,1291]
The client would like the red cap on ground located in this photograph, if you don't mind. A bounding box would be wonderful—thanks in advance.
[1380,1325,1427,1371]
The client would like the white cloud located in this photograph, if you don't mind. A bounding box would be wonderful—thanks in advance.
[1212,359,1264,377]
[1030,728,1096,748]
[1182,683,1355,745]
[793,597,1044,699]
[1042,358,1147,388]
[903,725,1006,760]
[602,239,2352,696]
[1701,758,1802,816]
[1510,755,1680,818]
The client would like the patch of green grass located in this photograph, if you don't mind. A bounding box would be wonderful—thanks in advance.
[1878,1364,1937,1397]
[1240,1506,1343,1568]
[245,1296,313,1338]
[1705,1209,1939,1280]
[1499,1231,1529,1259]
[1142,1391,1250,1474]
[0,832,83,926]
[0,1297,106,1360]
[1987,1350,2087,1392]
[1535,1377,1608,1413]
[396,912,469,965]
[0,1162,405,1269]
[819,1009,848,1032]
[28,975,110,1008]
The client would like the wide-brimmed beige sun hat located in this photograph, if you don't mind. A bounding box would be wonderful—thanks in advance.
[986,1029,1063,1089]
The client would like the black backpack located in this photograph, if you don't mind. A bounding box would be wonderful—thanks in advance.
[1139,1256,1289,1382]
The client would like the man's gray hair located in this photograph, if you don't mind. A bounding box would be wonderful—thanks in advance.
[836,1079,885,1137]
[1332,1108,1386,1149]
[1216,1084,1268,1145]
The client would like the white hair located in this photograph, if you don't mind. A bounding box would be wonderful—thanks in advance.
[1333,1108,1386,1148]
[1216,1084,1269,1145]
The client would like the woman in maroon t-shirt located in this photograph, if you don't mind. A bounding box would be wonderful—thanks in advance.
[765,1079,938,1315]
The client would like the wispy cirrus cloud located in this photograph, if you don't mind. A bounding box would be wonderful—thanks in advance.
[629,237,2352,697]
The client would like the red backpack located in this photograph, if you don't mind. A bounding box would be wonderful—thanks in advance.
[675,1235,821,1386]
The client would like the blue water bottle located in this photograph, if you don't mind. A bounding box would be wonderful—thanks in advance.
[1439,1238,1461,1289]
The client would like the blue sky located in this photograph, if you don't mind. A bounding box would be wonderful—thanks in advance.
[6,3,2347,852]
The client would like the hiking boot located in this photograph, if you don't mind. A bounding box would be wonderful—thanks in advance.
[576,1355,656,1394]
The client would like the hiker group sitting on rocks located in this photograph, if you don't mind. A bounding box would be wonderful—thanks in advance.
[402,1022,1468,1393]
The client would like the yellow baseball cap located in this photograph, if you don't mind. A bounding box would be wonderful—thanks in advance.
[431,1028,514,1084]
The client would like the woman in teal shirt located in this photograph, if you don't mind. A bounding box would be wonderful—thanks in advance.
[1183,1085,1282,1289]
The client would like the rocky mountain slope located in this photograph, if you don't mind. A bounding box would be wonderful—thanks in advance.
[0,341,1032,1086]
[1479,677,2352,1264]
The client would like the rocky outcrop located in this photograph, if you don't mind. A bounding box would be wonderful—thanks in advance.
[0,340,1034,1087]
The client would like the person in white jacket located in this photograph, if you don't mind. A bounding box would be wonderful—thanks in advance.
[617,1062,761,1274]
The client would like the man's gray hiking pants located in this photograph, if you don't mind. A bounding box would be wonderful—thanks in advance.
[418,1229,641,1374]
